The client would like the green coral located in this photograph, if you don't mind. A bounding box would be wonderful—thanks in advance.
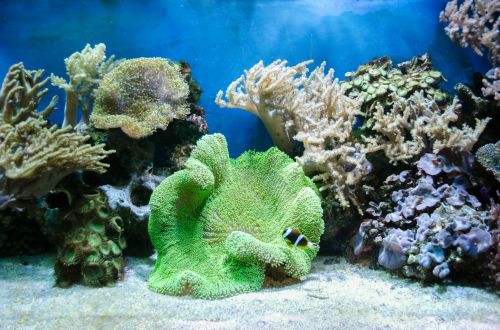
[342,54,449,113]
[476,141,500,182]
[39,186,127,287]
[90,57,190,139]
[148,134,323,299]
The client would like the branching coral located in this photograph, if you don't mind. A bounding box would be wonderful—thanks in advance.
[51,43,120,127]
[0,63,114,200]
[440,0,500,101]
[148,134,323,299]
[363,92,490,163]
[90,58,190,139]
[293,63,373,210]
[440,0,499,65]
[215,59,312,154]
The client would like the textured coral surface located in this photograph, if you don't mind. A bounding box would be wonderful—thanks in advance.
[91,58,189,138]
[148,134,323,298]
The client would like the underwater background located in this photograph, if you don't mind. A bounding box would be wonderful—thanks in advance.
[0,0,491,156]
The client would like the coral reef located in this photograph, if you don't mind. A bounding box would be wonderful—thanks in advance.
[216,59,489,214]
[342,54,448,111]
[353,153,495,283]
[0,63,113,201]
[482,67,499,101]
[37,177,126,287]
[148,134,323,299]
[91,58,190,139]
[51,43,120,127]
[0,208,49,256]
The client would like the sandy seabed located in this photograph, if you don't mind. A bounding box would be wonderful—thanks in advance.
[0,254,499,330]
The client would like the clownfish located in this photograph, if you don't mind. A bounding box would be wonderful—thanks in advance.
[282,228,319,249]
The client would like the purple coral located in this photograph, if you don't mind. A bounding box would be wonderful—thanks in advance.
[456,228,493,256]
[355,152,495,283]
[378,229,415,270]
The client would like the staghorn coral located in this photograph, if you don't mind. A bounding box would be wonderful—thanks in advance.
[215,59,312,154]
[342,54,449,111]
[90,57,190,139]
[440,0,499,65]
[51,43,120,128]
[148,134,323,299]
[363,92,490,163]
[353,153,495,283]
[0,63,113,200]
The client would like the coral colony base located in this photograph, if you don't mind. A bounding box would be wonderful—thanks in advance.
[0,0,499,307]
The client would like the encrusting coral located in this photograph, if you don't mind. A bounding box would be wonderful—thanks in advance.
[51,43,120,127]
[148,134,323,299]
[0,63,113,201]
[90,57,190,139]
[342,54,449,111]
[353,153,496,284]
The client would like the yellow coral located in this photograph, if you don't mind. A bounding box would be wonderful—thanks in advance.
[90,58,190,139]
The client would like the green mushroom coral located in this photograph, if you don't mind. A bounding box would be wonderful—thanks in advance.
[90,57,190,139]
[148,134,324,299]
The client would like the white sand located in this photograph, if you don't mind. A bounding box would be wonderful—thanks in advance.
[0,255,499,330]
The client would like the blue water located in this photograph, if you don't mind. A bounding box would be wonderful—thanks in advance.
[0,0,490,156]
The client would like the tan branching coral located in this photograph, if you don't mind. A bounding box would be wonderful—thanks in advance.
[51,43,120,127]
[293,63,373,210]
[482,67,500,101]
[440,0,499,65]
[440,0,499,101]
[364,92,490,163]
[90,57,190,139]
[0,63,114,200]
[1,63,58,125]
[215,59,312,154]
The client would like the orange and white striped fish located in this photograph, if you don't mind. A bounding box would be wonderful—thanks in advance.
[282,228,319,249]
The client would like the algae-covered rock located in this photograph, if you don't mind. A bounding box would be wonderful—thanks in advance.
[148,134,324,299]
[90,57,190,138]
